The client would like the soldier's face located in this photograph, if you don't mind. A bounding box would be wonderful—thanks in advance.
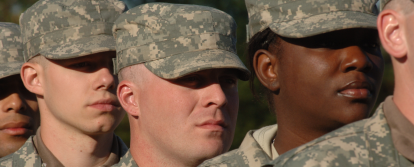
[272,28,383,132]
[41,51,124,135]
[134,67,239,164]
[0,75,39,158]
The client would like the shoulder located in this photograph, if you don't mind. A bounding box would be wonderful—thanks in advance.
[271,103,393,167]
[0,154,13,167]
[199,125,276,167]
[112,150,138,167]
[199,148,247,167]
[0,136,42,167]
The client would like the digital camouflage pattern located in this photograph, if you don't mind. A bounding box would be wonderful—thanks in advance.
[0,136,43,167]
[112,151,138,167]
[0,135,128,167]
[245,0,379,39]
[0,22,24,79]
[19,0,125,61]
[199,127,275,167]
[266,102,414,167]
[113,3,250,80]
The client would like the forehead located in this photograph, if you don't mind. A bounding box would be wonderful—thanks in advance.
[276,28,379,48]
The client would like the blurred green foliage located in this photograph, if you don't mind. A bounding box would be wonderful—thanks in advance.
[1,0,394,150]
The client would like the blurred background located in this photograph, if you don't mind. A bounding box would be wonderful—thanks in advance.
[1,0,395,150]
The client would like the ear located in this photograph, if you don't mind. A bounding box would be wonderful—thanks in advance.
[253,49,280,91]
[21,62,44,96]
[377,9,406,59]
[117,80,140,117]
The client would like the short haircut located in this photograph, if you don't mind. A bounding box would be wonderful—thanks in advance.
[28,55,47,69]
[118,64,147,87]
[384,0,414,14]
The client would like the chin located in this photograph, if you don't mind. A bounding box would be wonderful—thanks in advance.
[334,107,370,127]
[198,140,226,158]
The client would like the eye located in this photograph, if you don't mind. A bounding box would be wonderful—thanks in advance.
[174,75,203,88]
[220,76,238,88]
[71,62,91,68]
[319,41,338,48]
[361,41,379,49]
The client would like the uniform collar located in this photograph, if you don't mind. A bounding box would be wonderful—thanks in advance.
[33,128,126,167]
[383,96,414,162]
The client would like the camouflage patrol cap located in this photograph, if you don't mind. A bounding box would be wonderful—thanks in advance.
[0,22,24,79]
[113,3,250,80]
[19,0,126,61]
[246,0,379,39]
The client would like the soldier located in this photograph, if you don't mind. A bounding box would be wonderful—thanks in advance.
[0,22,39,158]
[265,0,414,166]
[112,3,250,167]
[0,0,128,166]
[200,0,384,166]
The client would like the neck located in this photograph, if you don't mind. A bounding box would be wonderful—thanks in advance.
[272,98,338,155]
[129,121,198,167]
[273,119,328,155]
[38,103,114,167]
[392,60,414,125]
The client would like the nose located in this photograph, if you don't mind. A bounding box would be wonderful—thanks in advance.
[340,46,373,73]
[0,93,25,113]
[94,67,116,91]
[202,83,228,108]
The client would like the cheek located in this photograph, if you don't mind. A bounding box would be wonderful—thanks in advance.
[225,90,239,116]
[140,84,198,123]
[46,68,84,101]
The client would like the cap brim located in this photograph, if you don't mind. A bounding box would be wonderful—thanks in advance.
[144,49,250,81]
[39,35,116,60]
[269,11,377,38]
[0,61,22,79]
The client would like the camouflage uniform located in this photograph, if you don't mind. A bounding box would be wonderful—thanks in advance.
[267,96,414,167]
[199,125,278,167]
[0,0,127,166]
[0,133,128,167]
[111,3,250,166]
[0,22,24,79]
[200,0,379,166]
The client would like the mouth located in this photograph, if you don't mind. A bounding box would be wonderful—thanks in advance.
[197,120,227,131]
[89,98,121,112]
[338,81,373,99]
[0,122,32,136]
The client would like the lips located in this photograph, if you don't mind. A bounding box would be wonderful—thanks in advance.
[338,81,373,99]
[0,122,32,136]
[89,98,120,111]
[197,119,227,131]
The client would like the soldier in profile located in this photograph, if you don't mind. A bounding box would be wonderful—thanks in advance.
[267,0,414,166]
[200,0,384,166]
[0,22,39,159]
[112,3,250,167]
[0,0,128,166]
